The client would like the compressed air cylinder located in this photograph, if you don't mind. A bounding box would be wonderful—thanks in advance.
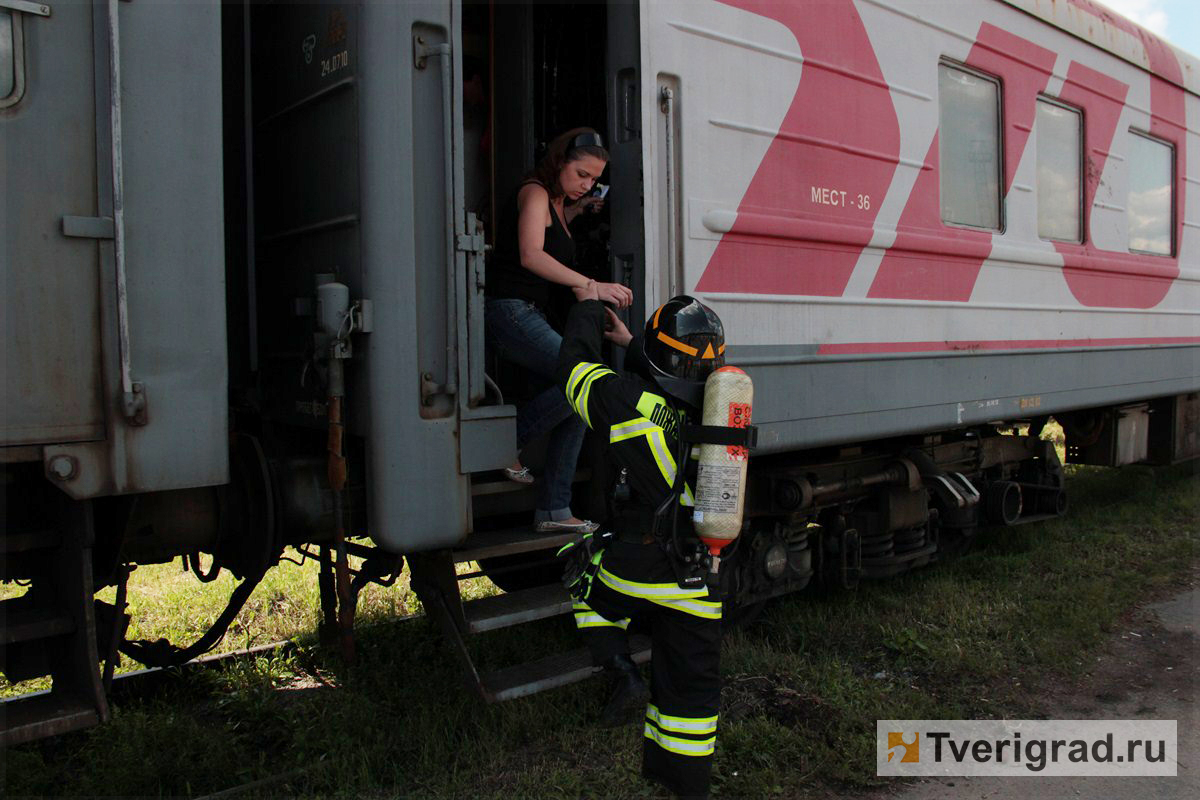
[693,366,753,556]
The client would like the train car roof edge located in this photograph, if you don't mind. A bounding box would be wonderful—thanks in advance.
[1000,0,1200,95]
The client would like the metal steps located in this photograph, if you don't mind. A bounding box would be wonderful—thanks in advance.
[0,499,108,746]
[2,604,75,645]
[1,529,62,554]
[409,515,649,706]
[454,527,576,563]
[482,635,651,703]
[464,583,572,633]
[1,691,102,746]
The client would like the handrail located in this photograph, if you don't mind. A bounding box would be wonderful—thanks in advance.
[107,0,145,424]
[415,35,458,403]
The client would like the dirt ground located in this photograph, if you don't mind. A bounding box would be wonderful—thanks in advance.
[867,575,1198,800]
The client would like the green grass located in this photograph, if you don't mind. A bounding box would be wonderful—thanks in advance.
[4,463,1196,798]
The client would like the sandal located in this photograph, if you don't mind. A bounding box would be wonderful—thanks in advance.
[534,519,600,534]
[503,465,535,485]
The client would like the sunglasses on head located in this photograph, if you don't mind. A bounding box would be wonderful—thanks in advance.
[568,132,605,151]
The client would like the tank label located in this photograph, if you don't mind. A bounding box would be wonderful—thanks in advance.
[727,402,752,461]
[696,464,742,514]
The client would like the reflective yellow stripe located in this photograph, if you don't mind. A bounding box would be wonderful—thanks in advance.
[643,723,716,757]
[609,416,687,500]
[645,427,677,486]
[566,361,603,401]
[652,596,722,619]
[575,368,614,429]
[598,567,709,600]
[566,362,607,424]
[610,418,657,443]
[574,613,629,630]
[572,603,629,630]
[646,704,718,735]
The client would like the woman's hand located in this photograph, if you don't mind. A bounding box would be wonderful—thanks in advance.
[603,308,633,348]
[579,196,605,214]
[565,196,605,223]
[594,281,633,309]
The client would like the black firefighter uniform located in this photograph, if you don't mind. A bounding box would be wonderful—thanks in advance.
[555,299,722,799]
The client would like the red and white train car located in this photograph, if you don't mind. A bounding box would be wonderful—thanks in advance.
[3,0,1196,743]
[638,0,1198,459]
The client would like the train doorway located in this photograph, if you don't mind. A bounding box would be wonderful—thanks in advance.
[461,0,644,337]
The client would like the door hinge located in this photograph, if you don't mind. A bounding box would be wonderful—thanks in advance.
[456,232,486,254]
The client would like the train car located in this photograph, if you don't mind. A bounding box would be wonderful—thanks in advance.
[2,0,1197,745]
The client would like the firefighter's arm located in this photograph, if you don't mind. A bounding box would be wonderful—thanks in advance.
[557,300,618,430]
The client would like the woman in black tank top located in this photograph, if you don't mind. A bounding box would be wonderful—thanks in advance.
[484,128,633,533]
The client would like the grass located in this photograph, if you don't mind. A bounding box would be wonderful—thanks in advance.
[3,462,1196,798]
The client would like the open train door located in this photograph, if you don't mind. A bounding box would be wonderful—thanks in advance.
[353,0,514,550]
[453,0,646,479]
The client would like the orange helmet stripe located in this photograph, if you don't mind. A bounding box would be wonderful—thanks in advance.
[652,304,663,330]
[656,330,699,356]
[718,343,726,355]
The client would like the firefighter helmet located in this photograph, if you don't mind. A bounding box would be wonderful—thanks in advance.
[641,295,725,406]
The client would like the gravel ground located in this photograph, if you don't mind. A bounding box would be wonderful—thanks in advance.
[867,576,1198,800]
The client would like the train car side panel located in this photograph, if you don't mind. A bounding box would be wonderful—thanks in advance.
[2,2,106,448]
[639,0,1199,454]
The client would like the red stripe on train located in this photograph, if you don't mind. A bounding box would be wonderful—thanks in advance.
[866,23,1057,302]
[817,336,1200,355]
[1056,1,1186,308]
[695,0,898,297]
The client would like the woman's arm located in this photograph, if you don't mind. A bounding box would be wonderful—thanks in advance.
[516,183,590,288]
[517,183,633,308]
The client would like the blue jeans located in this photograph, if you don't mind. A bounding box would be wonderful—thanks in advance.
[485,298,587,521]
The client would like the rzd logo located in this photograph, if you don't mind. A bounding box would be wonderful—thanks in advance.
[887,732,919,763]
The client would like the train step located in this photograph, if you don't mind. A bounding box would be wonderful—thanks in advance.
[0,499,108,746]
[2,602,75,645]
[464,583,572,634]
[469,468,592,499]
[2,529,62,553]
[0,691,102,747]
[481,634,651,703]
[470,477,534,498]
[454,527,576,563]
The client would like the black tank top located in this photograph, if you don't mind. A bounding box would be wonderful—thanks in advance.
[486,181,576,310]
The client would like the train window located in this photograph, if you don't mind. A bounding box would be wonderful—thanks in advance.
[938,62,1002,231]
[0,10,14,101]
[1127,131,1174,256]
[1035,98,1082,243]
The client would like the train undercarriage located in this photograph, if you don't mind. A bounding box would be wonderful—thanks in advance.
[9,397,1195,745]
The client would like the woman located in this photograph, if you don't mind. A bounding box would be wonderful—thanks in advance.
[485,127,633,533]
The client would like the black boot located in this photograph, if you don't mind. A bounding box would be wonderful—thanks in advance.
[598,653,650,727]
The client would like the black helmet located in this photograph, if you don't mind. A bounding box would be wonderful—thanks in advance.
[641,295,725,406]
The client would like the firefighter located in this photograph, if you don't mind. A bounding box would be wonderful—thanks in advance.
[556,284,727,800]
